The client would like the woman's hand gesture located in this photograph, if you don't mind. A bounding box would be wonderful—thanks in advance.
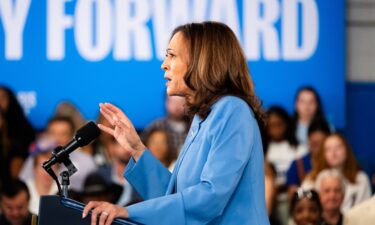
[98,102,146,161]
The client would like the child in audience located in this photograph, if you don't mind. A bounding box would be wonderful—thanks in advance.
[290,189,324,225]
[287,120,331,199]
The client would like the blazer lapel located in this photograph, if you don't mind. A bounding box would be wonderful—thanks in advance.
[165,115,203,194]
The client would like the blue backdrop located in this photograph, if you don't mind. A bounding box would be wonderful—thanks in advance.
[0,0,345,130]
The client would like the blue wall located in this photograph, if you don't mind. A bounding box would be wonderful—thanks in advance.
[345,82,375,190]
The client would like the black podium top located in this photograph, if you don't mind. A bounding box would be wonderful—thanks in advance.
[38,195,141,225]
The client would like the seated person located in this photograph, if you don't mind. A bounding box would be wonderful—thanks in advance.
[0,179,33,225]
[143,95,189,154]
[315,169,345,225]
[143,128,177,171]
[290,189,324,225]
[20,116,97,192]
[302,133,371,212]
[73,172,123,205]
[287,120,331,199]
[97,138,143,206]
[24,135,59,215]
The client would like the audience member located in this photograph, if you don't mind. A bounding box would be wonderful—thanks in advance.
[344,194,375,225]
[264,106,307,225]
[302,133,371,212]
[19,116,97,192]
[92,113,116,166]
[315,169,345,225]
[292,86,329,146]
[287,120,331,198]
[24,136,59,214]
[143,95,189,153]
[54,101,93,155]
[54,101,86,130]
[0,86,35,185]
[265,106,307,188]
[74,172,123,205]
[97,138,142,206]
[143,128,177,171]
[0,179,33,225]
[290,189,324,225]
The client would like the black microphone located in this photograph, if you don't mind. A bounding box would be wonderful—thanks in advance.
[43,121,100,170]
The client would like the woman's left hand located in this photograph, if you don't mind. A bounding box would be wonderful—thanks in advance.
[82,201,129,225]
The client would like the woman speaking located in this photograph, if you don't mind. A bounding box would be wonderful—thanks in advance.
[83,21,270,225]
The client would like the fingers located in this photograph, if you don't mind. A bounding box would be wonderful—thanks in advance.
[103,102,124,117]
[99,104,117,126]
[82,201,103,225]
[105,212,116,225]
[98,210,110,225]
[83,201,127,225]
[97,124,115,136]
[101,102,132,126]
[91,205,101,225]
[82,201,99,219]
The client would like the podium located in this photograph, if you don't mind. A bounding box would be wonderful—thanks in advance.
[38,195,141,225]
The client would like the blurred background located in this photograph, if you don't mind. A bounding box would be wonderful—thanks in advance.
[0,0,374,224]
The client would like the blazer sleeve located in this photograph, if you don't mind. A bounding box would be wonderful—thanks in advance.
[124,150,172,200]
[126,101,259,225]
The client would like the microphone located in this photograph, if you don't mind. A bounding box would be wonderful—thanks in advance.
[43,121,100,170]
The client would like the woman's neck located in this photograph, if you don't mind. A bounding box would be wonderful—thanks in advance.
[298,117,311,125]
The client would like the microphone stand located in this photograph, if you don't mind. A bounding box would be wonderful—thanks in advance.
[60,171,70,198]
[43,146,78,198]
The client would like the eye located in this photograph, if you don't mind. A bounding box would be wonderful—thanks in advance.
[165,52,176,59]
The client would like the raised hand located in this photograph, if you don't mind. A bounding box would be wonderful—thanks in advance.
[98,102,146,161]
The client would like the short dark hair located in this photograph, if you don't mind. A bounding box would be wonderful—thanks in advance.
[47,116,75,134]
[266,106,298,147]
[0,179,30,200]
[307,119,331,137]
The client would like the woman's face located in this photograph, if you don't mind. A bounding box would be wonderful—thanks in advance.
[161,32,193,99]
[296,90,318,122]
[324,136,347,168]
[267,113,287,142]
[293,198,322,225]
[147,131,169,162]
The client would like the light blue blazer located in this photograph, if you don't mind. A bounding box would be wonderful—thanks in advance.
[124,96,270,225]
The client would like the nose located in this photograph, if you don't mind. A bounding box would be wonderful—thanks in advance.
[161,58,169,71]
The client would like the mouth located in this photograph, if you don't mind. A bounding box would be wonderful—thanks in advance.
[164,75,172,85]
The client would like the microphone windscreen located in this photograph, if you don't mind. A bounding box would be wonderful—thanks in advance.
[75,121,101,146]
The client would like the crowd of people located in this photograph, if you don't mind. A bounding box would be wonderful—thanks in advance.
[0,84,374,225]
